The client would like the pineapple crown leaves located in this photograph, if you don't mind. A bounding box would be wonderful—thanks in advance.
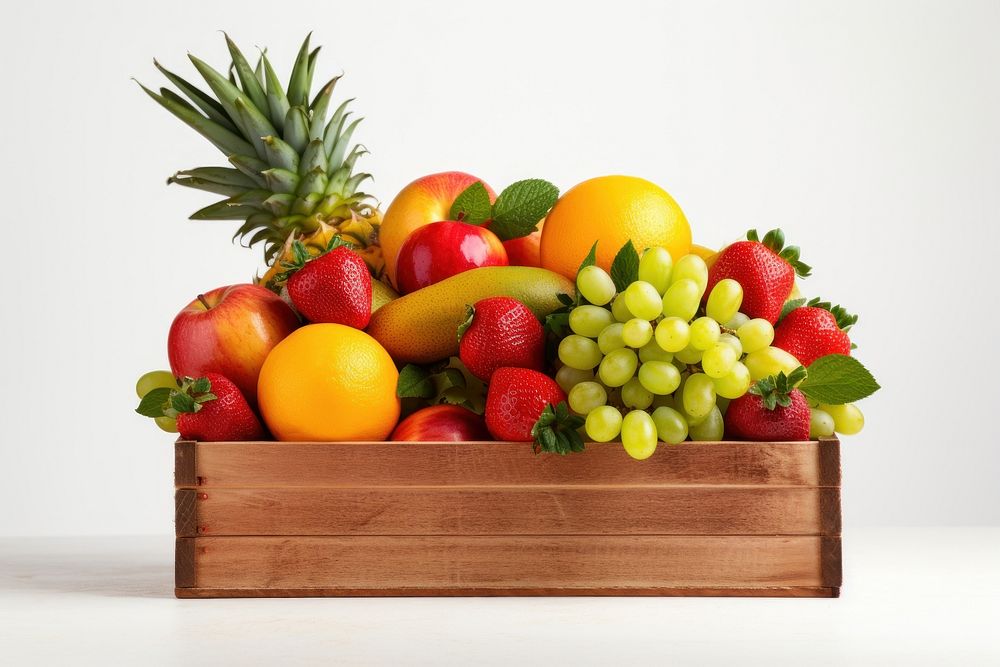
[135,377,217,420]
[748,366,808,410]
[138,33,374,261]
[746,228,812,278]
[531,402,586,455]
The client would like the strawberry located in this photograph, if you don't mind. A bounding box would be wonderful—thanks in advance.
[724,368,811,441]
[706,229,811,323]
[773,299,856,366]
[458,297,545,382]
[282,238,372,328]
[484,368,582,453]
[136,374,265,441]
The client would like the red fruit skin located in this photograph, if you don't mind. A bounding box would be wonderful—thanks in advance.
[459,297,545,382]
[175,373,265,442]
[390,404,492,441]
[772,307,851,367]
[706,241,795,323]
[484,367,566,441]
[287,247,372,328]
[395,221,509,294]
[168,284,299,408]
[724,389,811,441]
[501,222,543,267]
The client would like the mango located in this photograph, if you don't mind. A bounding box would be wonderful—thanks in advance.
[367,266,575,363]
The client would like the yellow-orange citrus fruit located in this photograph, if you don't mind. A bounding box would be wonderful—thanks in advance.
[257,324,400,441]
[690,243,718,269]
[540,175,691,279]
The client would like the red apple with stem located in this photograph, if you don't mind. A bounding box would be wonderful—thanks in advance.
[391,404,491,441]
[167,284,299,408]
[394,220,509,294]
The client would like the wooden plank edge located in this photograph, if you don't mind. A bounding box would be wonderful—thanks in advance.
[175,586,840,599]
[818,437,841,487]
[175,538,196,588]
[175,439,197,487]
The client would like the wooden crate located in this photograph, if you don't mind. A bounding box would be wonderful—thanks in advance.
[174,437,841,598]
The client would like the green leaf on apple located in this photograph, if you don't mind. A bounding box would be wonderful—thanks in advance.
[610,240,640,292]
[135,387,172,418]
[489,179,559,241]
[397,364,435,399]
[449,181,493,226]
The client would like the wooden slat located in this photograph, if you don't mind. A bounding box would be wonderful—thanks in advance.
[176,586,839,598]
[175,535,839,591]
[177,487,841,537]
[178,440,839,488]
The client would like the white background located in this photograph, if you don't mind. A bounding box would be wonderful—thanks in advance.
[1,0,998,537]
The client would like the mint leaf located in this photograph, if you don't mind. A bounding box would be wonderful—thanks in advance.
[800,354,880,404]
[135,387,172,418]
[778,298,807,323]
[610,240,639,292]
[578,241,598,275]
[397,364,435,399]
[448,181,492,226]
[490,179,559,241]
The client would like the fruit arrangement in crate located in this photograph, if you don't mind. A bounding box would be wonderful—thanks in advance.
[133,35,879,597]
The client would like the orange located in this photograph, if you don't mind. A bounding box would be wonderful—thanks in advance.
[690,243,718,269]
[257,324,400,441]
[540,175,691,279]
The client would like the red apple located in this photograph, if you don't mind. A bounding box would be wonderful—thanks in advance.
[502,219,545,267]
[394,221,509,294]
[168,284,299,407]
[379,172,496,288]
[391,404,491,441]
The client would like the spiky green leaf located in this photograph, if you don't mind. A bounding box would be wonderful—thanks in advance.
[286,34,313,108]
[153,60,238,132]
[136,82,255,158]
[261,135,299,172]
[260,53,290,134]
[223,33,269,119]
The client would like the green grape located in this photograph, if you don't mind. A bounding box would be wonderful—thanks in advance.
[661,279,701,321]
[638,340,673,364]
[820,403,865,435]
[586,405,623,442]
[689,317,721,350]
[706,279,743,324]
[611,295,635,323]
[638,246,673,294]
[576,265,617,306]
[717,333,743,356]
[655,317,690,353]
[569,305,616,338]
[744,346,800,380]
[724,312,750,330]
[637,360,681,395]
[701,342,739,378]
[558,335,603,370]
[623,281,663,320]
[555,365,594,393]
[568,381,608,415]
[674,344,703,365]
[688,406,724,441]
[717,396,731,415]
[597,323,627,354]
[809,408,836,438]
[713,362,751,399]
[136,370,176,398]
[736,318,775,354]
[671,254,708,293]
[621,410,658,460]
[598,348,639,387]
[622,377,654,409]
[155,415,179,433]
[682,373,716,421]
[622,318,653,348]
[651,406,688,445]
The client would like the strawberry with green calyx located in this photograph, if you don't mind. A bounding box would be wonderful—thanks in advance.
[774,297,856,366]
[277,235,372,328]
[135,373,264,442]
[531,401,585,455]
[396,357,488,415]
[706,228,811,324]
[484,367,575,448]
[725,367,811,441]
[458,297,545,382]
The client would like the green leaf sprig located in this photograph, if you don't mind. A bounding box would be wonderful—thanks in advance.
[449,179,559,241]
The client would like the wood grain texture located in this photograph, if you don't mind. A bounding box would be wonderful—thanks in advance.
[176,586,839,598]
[177,440,839,489]
[174,440,196,487]
[175,535,839,591]
[177,486,841,537]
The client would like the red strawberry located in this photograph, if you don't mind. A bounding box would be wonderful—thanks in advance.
[458,297,545,382]
[724,368,810,441]
[485,367,565,441]
[136,374,265,441]
[284,240,372,328]
[773,300,855,366]
[706,229,811,323]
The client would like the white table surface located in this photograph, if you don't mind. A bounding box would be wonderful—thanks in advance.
[1,527,997,665]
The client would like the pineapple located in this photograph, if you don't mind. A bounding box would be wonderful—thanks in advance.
[138,33,384,287]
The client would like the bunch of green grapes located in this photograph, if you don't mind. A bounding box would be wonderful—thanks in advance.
[555,248,803,460]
